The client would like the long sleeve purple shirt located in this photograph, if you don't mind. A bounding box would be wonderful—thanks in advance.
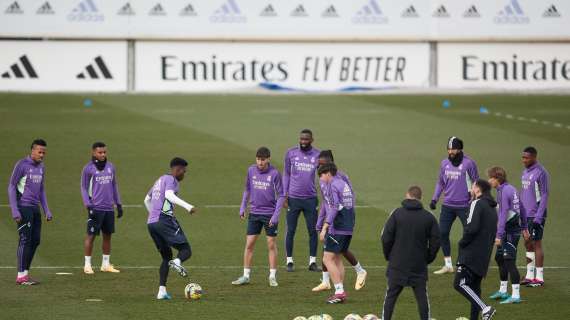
[520,162,549,223]
[283,146,320,199]
[432,154,479,208]
[239,164,285,224]
[7,156,52,219]
[80,161,122,211]
[323,175,355,235]
[146,174,179,224]
[496,183,526,238]
[317,170,354,231]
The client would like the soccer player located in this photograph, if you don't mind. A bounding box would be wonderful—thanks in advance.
[520,146,550,287]
[313,150,367,292]
[431,137,479,274]
[453,179,497,320]
[81,142,123,274]
[144,157,196,300]
[487,167,529,304]
[381,186,440,320]
[317,163,355,304]
[232,147,285,287]
[8,139,53,285]
[283,129,321,272]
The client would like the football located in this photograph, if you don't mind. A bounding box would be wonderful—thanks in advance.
[362,314,380,320]
[184,283,203,301]
[344,314,363,320]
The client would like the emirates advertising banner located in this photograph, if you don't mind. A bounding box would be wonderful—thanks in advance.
[135,42,430,92]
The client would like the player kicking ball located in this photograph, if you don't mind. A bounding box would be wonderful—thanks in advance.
[317,163,356,304]
[313,150,366,292]
[144,158,197,300]
[232,147,285,287]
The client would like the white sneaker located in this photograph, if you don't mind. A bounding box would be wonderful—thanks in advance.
[156,292,172,300]
[355,270,367,290]
[433,266,454,274]
[268,277,278,287]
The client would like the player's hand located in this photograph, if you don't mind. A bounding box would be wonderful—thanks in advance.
[46,212,53,222]
[116,204,123,219]
[494,238,501,246]
[429,200,437,210]
[240,212,246,220]
[14,216,22,224]
[522,229,530,241]
[269,217,278,227]
[319,229,326,242]
[283,196,289,209]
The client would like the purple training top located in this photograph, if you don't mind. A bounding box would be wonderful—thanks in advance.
[496,182,526,238]
[239,164,285,225]
[317,170,353,231]
[7,156,52,219]
[323,175,355,235]
[146,174,179,224]
[432,154,479,208]
[80,161,122,211]
[283,146,320,199]
[520,162,549,223]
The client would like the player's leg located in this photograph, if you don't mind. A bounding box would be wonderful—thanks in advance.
[285,198,302,271]
[412,281,430,320]
[16,207,33,284]
[490,251,509,300]
[530,219,545,286]
[83,234,95,273]
[313,255,331,291]
[454,265,491,320]
[500,232,522,303]
[381,281,404,320]
[303,197,320,271]
[523,217,536,284]
[267,235,278,287]
[435,205,456,274]
[26,208,42,280]
[233,215,262,284]
[100,211,119,272]
[85,210,103,274]
[324,252,345,303]
[157,247,173,300]
[344,250,367,290]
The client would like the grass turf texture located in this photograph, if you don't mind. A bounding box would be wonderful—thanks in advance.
[0,93,569,320]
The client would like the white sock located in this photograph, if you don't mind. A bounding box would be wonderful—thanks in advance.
[269,269,277,279]
[85,256,92,267]
[353,262,365,274]
[24,270,28,276]
[444,257,453,268]
[18,271,26,278]
[172,258,181,266]
[243,268,251,278]
[499,281,508,293]
[525,252,535,279]
[309,256,316,265]
[512,284,520,299]
[158,286,167,295]
[536,267,544,281]
[286,257,294,264]
[322,271,330,284]
[334,283,344,295]
[102,255,110,267]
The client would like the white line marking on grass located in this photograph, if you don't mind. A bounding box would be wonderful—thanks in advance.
[489,112,568,130]
[56,272,73,275]
[85,299,103,302]
[506,114,514,119]
[0,265,567,270]
[554,123,562,128]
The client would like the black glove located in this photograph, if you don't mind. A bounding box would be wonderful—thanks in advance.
[429,200,437,210]
[117,204,123,219]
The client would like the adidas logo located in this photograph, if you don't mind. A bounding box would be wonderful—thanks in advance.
[433,5,450,18]
[543,5,560,18]
[1,55,38,79]
[68,0,104,22]
[37,2,54,15]
[76,56,113,80]
[401,5,418,18]
[322,5,338,18]
[352,0,387,24]
[260,4,276,17]
[210,0,246,23]
[291,4,307,17]
[5,1,23,14]
[118,2,134,16]
[495,0,529,24]
[149,3,165,16]
[463,5,480,18]
[180,3,197,16]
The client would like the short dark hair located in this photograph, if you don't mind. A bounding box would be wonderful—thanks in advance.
[256,147,271,159]
[474,179,491,195]
[318,150,334,163]
[523,146,538,156]
[31,139,47,149]
[317,162,337,177]
[170,157,188,168]
[92,141,106,150]
[300,129,313,137]
[487,166,507,184]
[407,185,422,200]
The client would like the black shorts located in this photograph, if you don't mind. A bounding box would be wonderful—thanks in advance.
[496,232,520,260]
[324,233,352,253]
[527,217,546,241]
[148,215,189,251]
[87,209,115,235]
[247,214,277,237]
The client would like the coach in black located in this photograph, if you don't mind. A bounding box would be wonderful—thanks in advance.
[454,179,498,320]
[381,186,440,320]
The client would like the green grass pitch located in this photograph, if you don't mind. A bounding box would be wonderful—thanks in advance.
[0,93,569,319]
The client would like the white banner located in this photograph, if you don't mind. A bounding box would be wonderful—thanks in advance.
[0,41,127,92]
[135,42,430,92]
[1,0,568,40]
[438,43,570,89]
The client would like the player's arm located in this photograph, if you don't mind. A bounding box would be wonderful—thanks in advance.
[39,173,53,221]
[80,166,92,209]
[239,170,251,219]
[165,190,195,214]
[380,209,397,261]
[270,172,285,226]
[143,192,152,213]
[282,150,291,197]
[321,186,341,241]
[112,168,123,218]
[496,192,509,243]
[430,164,445,209]
[316,186,327,231]
[459,202,482,248]
[427,215,441,264]
[7,161,24,221]
[468,161,480,184]
[534,171,550,224]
